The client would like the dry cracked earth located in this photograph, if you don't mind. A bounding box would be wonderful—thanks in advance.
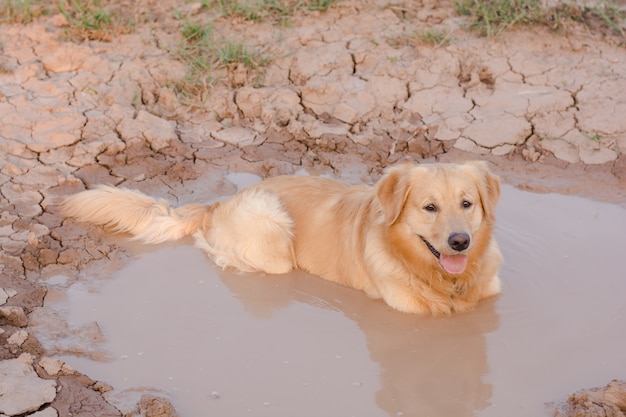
[1,0,626,416]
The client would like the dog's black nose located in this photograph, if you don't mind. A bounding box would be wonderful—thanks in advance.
[448,232,470,252]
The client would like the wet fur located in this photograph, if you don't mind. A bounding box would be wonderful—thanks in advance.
[62,161,503,315]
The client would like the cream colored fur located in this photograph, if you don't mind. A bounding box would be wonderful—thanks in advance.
[194,188,295,274]
[62,161,503,315]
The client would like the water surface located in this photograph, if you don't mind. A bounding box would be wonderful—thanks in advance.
[49,181,626,417]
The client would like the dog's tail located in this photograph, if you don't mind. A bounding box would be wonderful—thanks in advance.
[62,185,210,244]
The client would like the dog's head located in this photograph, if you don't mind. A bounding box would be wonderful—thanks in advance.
[376,161,500,275]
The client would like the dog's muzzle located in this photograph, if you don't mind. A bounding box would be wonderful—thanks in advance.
[420,235,469,275]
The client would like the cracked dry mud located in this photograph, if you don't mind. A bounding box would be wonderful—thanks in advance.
[1,0,626,416]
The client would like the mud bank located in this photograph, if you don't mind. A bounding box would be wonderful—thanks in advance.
[1,0,625,415]
[552,380,626,417]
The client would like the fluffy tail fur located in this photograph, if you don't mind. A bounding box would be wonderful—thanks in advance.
[62,185,209,244]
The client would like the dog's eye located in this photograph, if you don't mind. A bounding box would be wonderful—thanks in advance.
[462,200,473,209]
[424,204,438,212]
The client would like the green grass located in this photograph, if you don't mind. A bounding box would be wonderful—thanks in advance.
[175,19,269,99]
[209,0,338,21]
[386,27,451,49]
[57,0,134,41]
[0,0,46,23]
[178,21,216,95]
[0,0,135,40]
[582,132,602,142]
[587,1,625,37]
[453,0,545,36]
[179,20,265,69]
[217,41,264,67]
[454,0,626,37]
[419,28,451,46]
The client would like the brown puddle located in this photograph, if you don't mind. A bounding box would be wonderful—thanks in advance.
[44,177,626,417]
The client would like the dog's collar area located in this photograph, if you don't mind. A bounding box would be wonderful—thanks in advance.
[420,236,440,259]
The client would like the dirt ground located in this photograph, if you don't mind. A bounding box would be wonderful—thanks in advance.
[1,0,625,415]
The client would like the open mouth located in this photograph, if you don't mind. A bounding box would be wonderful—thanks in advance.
[420,237,441,259]
[419,236,468,275]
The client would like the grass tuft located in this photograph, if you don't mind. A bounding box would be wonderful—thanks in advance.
[455,0,626,37]
[453,0,545,36]
[0,0,139,40]
[0,0,47,23]
[210,0,338,21]
[57,0,134,41]
[419,28,451,46]
[175,19,269,100]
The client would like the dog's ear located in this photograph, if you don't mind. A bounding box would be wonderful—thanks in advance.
[376,163,413,226]
[465,161,500,223]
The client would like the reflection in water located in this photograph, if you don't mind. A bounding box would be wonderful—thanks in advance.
[220,269,499,416]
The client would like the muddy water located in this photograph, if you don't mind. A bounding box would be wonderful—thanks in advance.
[47,176,626,417]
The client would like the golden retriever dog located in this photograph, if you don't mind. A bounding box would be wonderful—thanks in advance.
[62,161,502,315]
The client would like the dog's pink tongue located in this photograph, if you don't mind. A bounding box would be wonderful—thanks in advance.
[440,254,468,274]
